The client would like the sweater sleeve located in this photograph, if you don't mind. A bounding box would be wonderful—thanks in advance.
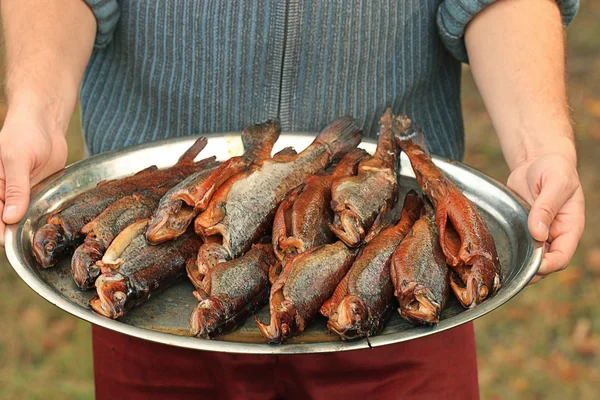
[83,0,120,48]
[437,0,580,63]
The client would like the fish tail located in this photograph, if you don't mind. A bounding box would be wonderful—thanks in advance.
[177,137,208,164]
[242,119,281,161]
[393,116,430,155]
[317,116,363,160]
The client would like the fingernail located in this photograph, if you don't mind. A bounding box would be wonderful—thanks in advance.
[3,205,17,221]
[536,221,549,240]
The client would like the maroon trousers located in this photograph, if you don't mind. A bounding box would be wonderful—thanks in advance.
[92,323,479,400]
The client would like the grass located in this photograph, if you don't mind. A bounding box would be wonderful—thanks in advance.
[1,1,599,399]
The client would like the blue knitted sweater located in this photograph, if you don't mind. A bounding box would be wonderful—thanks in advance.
[81,1,578,159]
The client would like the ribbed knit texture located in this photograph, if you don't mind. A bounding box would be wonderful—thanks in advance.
[81,0,578,160]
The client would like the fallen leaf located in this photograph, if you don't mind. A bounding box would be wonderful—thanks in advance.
[584,99,600,118]
[510,376,529,393]
[556,265,583,287]
[585,248,600,275]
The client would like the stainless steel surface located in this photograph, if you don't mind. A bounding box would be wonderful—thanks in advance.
[5,133,543,354]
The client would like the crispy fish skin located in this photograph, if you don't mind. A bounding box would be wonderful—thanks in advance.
[329,109,410,247]
[255,241,357,343]
[32,137,217,268]
[188,244,277,339]
[90,231,202,319]
[71,189,166,289]
[146,120,281,244]
[272,149,369,261]
[323,190,422,339]
[395,125,501,308]
[193,116,362,283]
[391,203,449,325]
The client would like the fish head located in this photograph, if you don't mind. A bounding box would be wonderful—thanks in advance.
[71,238,105,289]
[146,200,195,244]
[450,256,501,309]
[254,296,298,344]
[398,283,442,325]
[90,273,129,319]
[327,295,370,340]
[329,208,364,248]
[32,223,70,268]
[188,298,226,339]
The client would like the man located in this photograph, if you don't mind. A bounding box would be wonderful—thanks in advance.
[0,0,584,399]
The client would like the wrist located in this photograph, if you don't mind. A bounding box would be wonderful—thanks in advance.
[507,123,577,170]
[5,89,75,137]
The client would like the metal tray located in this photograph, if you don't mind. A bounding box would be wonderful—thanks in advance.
[5,133,543,354]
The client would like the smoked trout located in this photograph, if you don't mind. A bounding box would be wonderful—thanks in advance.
[191,117,362,288]
[323,190,422,339]
[330,109,410,247]
[395,123,501,308]
[146,120,281,244]
[255,241,357,343]
[32,138,216,268]
[391,202,450,325]
[272,148,369,261]
[72,188,166,289]
[188,244,277,339]
[90,223,201,319]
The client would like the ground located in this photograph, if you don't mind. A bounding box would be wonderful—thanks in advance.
[0,2,598,399]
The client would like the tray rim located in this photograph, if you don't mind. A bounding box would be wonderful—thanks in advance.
[4,132,544,355]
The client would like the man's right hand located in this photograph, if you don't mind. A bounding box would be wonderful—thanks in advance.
[0,107,68,245]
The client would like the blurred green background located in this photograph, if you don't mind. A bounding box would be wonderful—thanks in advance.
[1,2,599,399]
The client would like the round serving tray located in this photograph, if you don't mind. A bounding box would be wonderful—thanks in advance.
[5,133,543,354]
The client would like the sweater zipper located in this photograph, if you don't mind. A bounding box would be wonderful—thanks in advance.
[276,0,291,120]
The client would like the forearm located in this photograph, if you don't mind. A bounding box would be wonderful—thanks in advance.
[465,0,576,170]
[1,0,96,135]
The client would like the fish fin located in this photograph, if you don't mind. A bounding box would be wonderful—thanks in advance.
[177,137,208,164]
[331,148,370,178]
[268,261,283,285]
[132,165,160,177]
[102,219,149,264]
[315,116,363,160]
[192,289,210,302]
[364,203,391,244]
[273,146,297,158]
[320,271,351,318]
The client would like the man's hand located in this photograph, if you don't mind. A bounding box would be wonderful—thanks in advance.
[465,0,584,283]
[0,0,97,245]
[0,109,68,245]
[506,154,585,284]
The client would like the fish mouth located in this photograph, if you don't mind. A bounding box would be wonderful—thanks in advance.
[329,208,364,247]
[90,272,129,319]
[276,237,304,259]
[398,283,442,325]
[146,201,196,244]
[32,223,71,268]
[449,258,500,309]
[188,297,226,339]
[71,238,105,289]
[327,295,370,340]
[255,292,298,344]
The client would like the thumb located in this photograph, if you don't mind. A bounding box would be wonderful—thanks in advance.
[2,153,32,224]
[527,170,575,243]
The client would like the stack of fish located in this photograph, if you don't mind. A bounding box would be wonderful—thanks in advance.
[31,109,502,344]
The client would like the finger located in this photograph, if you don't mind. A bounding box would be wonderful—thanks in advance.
[0,200,5,247]
[1,153,32,224]
[527,172,576,243]
[528,274,547,285]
